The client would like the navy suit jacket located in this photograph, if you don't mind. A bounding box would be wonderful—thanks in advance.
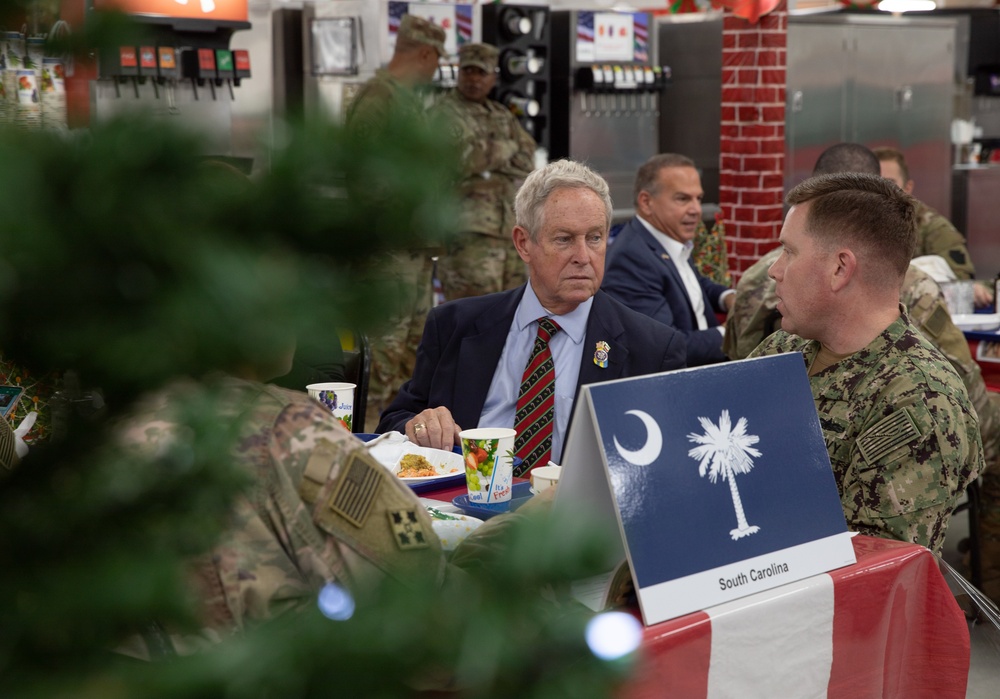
[602,217,729,366]
[377,287,687,435]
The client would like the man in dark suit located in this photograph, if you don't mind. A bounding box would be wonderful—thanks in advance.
[377,160,687,471]
[602,154,734,367]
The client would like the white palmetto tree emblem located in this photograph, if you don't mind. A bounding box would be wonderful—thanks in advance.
[687,410,762,540]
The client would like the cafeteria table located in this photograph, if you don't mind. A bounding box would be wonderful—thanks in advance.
[620,535,969,699]
[422,484,970,699]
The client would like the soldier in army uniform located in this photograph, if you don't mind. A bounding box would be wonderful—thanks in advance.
[345,14,447,430]
[433,42,537,301]
[345,14,445,129]
[874,147,986,303]
[749,173,983,554]
[117,369,537,656]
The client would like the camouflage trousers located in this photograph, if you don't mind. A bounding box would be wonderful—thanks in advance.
[365,250,434,432]
[436,232,526,303]
[976,392,1000,537]
[974,392,1000,603]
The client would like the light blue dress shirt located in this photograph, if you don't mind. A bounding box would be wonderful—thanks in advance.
[478,282,592,463]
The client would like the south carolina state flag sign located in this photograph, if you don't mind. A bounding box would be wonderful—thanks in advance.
[557,353,856,626]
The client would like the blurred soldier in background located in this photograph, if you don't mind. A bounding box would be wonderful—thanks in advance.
[434,42,537,302]
[346,14,445,130]
[873,146,978,284]
[345,14,447,430]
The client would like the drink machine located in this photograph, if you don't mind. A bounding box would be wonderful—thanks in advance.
[550,10,669,221]
[62,0,254,161]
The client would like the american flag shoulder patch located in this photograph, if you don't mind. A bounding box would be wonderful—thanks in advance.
[327,452,382,528]
[857,409,921,466]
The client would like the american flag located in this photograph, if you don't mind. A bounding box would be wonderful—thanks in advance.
[633,13,648,63]
[576,11,594,48]
[455,4,473,46]
[388,1,407,37]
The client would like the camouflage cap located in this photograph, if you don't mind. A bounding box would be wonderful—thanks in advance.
[458,43,499,73]
[398,14,447,58]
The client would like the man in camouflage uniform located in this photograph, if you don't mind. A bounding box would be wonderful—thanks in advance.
[722,246,782,361]
[345,14,447,431]
[749,173,983,554]
[117,374,525,655]
[729,143,1000,592]
[874,147,980,284]
[727,246,1000,469]
[433,42,536,301]
[345,14,444,130]
[726,143,883,358]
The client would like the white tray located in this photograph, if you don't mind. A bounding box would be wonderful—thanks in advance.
[952,313,1000,332]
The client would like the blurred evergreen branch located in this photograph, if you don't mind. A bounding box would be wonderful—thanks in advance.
[0,8,631,697]
[0,113,460,407]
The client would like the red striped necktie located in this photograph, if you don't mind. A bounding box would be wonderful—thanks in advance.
[513,317,561,476]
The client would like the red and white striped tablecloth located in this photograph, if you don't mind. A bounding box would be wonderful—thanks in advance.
[620,535,969,699]
[421,486,969,698]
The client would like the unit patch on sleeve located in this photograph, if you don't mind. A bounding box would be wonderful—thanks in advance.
[388,508,430,550]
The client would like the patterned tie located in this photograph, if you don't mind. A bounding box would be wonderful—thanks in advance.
[513,317,561,476]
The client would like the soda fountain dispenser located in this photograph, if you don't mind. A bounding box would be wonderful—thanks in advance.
[63,1,253,161]
[550,9,669,222]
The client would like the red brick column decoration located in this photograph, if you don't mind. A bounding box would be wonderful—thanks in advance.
[720,2,788,282]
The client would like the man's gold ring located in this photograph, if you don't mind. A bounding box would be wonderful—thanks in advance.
[414,422,426,434]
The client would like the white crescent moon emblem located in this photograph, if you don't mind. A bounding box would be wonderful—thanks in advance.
[613,410,663,466]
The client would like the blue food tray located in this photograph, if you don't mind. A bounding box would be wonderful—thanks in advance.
[408,473,466,495]
[451,481,534,520]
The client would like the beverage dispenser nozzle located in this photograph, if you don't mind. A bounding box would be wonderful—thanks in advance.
[573,65,598,114]
[215,49,235,101]
[612,65,624,114]
[180,48,220,101]
[157,47,181,114]
[115,46,140,99]
[623,65,636,112]
[601,64,613,113]
[139,46,158,99]
[232,49,251,89]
